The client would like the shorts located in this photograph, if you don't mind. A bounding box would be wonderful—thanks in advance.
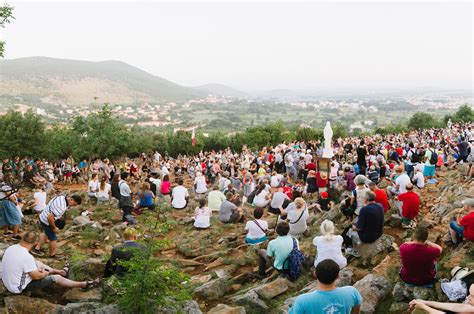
[24,275,56,291]
[450,221,464,237]
[41,222,58,241]
[245,235,267,245]
[423,165,435,177]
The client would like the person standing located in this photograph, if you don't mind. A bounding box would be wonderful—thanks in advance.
[32,194,82,257]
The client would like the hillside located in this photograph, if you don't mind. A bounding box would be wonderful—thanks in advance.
[0,57,204,106]
[193,83,248,98]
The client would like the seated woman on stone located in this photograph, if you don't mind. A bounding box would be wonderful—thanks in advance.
[313,220,347,269]
[409,284,474,314]
[245,207,268,245]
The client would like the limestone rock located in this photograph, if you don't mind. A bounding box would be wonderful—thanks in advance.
[253,277,289,299]
[70,257,106,281]
[190,274,212,285]
[4,295,59,314]
[336,267,354,287]
[57,302,103,314]
[208,304,246,314]
[62,287,102,303]
[353,274,392,313]
[231,290,268,312]
[356,234,394,267]
[73,215,91,226]
[193,278,228,300]
[181,300,203,314]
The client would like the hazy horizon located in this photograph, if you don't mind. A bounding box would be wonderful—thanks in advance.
[2,1,472,91]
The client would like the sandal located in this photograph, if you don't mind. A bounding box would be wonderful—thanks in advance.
[62,263,70,278]
[82,278,100,291]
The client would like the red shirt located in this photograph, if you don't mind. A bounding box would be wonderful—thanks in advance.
[374,189,389,213]
[306,162,316,172]
[316,172,328,188]
[400,243,441,285]
[398,191,420,219]
[460,212,474,241]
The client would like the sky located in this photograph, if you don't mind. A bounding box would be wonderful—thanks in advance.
[1,1,473,91]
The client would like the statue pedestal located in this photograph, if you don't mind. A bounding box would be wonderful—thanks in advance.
[322,148,334,159]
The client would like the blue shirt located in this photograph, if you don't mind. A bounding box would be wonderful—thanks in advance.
[289,286,362,314]
[267,235,296,270]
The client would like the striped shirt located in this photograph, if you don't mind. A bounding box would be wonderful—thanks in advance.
[39,195,68,225]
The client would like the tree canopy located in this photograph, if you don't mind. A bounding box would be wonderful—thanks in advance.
[0,4,14,58]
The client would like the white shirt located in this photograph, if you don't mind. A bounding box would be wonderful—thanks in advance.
[194,176,207,194]
[194,206,212,228]
[395,174,411,194]
[171,186,189,209]
[1,244,37,293]
[39,195,68,225]
[287,206,309,235]
[208,190,226,212]
[412,172,425,189]
[33,191,47,213]
[245,219,268,239]
[270,192,288,209]
[313,235,347,269]
[97,183,111,198]
[88,180,99,193]
[254,190,270,207]
[270,175,282,188]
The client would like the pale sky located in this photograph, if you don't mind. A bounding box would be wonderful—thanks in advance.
[2,1,473,91]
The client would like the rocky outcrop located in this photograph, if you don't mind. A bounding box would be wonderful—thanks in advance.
[253,277,290,299]
[356,234,395,267]
[231,290,268,312]
[353,274,392,313]
[208,304,246,314]
[4,296,59,314]
[193,278,228,300]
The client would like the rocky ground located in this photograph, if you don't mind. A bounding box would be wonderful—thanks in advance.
[0,165,473,313]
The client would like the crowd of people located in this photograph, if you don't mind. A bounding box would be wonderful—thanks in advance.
[0,122,473,312]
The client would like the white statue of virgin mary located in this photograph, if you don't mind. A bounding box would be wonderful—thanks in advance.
[322,121,334,158]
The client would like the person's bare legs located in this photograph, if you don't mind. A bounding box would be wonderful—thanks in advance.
[12,224,19,236]
[34,233,47,251]
[49,240,58,257]
[448,225,459,244]
[51,275,87,288]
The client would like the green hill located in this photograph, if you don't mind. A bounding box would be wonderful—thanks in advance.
[0,56,204,107]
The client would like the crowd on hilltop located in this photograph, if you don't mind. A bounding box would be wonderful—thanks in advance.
[0,122,473,313]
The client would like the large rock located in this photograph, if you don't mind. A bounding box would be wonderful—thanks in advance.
[193,278,228,300]
[231,290,268,312]
[62,287,102,303]
[181,300,203,314]
[4,295,59,314]
[208,304,246,314]
[70,257,106,281]
[392,282,436,302]
[356,234,394,267]
[73,215,91,226]
[336,267,354,287]
[56,302,120,314]
[253,277,289,299]
[353,274,392,313]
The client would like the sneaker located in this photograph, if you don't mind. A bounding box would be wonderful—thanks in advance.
[31,248,44,256]
[345,248,360,257]
[81,210,90,216]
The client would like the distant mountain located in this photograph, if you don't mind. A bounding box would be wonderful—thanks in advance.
[193,83,248,98]
[0,56,204,107]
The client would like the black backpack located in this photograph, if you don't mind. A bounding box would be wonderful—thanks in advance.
[429,149,438,165]
[411,149,420,163]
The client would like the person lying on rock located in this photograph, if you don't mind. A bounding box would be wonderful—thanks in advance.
[399,226,442,286]
[289,259,362,314]
[104,227,145,278]
[448,198,474,246]
[409,283,474,314]
[1,231,99,294]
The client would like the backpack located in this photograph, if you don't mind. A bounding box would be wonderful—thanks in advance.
[247,190,257,204]
[411,149,420,163]
[284,238,305,282]
[429,149,438,165]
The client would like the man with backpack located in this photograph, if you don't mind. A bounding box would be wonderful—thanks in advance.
[289,259,362,313]
[256,221,304,281]
[423,143,437,179]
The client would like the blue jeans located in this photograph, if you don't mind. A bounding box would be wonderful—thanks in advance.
[450,221,464,237]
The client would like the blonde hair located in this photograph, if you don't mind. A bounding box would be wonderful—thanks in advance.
[320,220,335,241]
[123,227,138,240]
[294,197,305,209]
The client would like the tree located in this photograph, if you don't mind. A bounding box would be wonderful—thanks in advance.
[407,112,441,130]
[0,4,14,58]
[0,109,47,158]
[453,104,474,123]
